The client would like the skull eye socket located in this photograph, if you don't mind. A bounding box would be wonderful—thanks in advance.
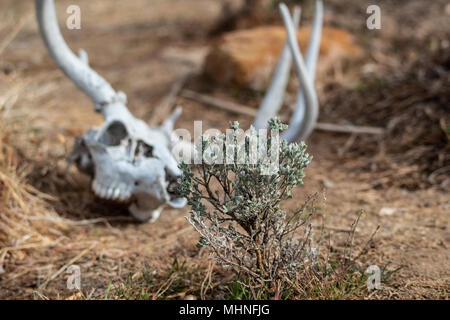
[131,141,156,164]
[138,141,154,158]
[99,121,128,146]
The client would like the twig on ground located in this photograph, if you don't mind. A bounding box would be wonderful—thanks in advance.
[32,290,50,300]
[200,261,215,300]
[312,224,353,233]
[152,273,177,300]
[181,89,256,117]
[180,90,385,135]
[0,12,33,56]
[150,226,194,248]
[338,133,357,157]
[428,166,450,184]
[148,71,191,125]
[315,123,384,135]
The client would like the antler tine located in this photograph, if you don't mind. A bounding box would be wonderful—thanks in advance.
[161,106,182,133]
[253,6,301,130]
[304,0,323,81]
[35,0,118,111]
[280,0,323,142]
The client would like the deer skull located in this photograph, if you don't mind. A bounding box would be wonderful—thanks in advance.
[70,99,187,222]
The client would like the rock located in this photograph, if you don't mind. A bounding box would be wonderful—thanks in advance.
[320,176,335,188]
[204,26,363,90]
[378,207,396,216]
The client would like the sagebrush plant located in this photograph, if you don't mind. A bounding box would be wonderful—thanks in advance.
[177,118,319,294]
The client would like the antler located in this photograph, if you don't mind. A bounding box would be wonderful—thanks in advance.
[252,6,301,130]
[281,0,323,142]
[35,0,120,113]
[253,0,323,142]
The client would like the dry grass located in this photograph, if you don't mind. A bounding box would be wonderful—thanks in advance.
[0,81,70,268]
[0,6,69,252]
[99,211,382,300]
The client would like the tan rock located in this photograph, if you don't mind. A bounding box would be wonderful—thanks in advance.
[204,26,363,90]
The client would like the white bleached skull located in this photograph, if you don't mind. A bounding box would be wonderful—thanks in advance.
[36,0,196,222]
[69,103,187,222]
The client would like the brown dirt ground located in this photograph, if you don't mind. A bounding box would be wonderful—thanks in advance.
[0,0,448,299]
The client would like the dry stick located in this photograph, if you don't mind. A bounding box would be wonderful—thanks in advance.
[38,243,96,290]
[0,12,34,56]
[148,71,191,125]
[337,133,357,157]
[200,261,215,300]
[153,274,177,300]
[315,123,384,135]
[428,165,450,184]
[32,290,50,300]
[181,89,256,117]
[353,225,380,262]
[180,89,385,135]
[0,237,64,255]
[312,224,353,233]
[150,225,193,248]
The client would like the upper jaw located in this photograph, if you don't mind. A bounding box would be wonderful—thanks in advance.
[90,155,186,208]
[92,178,132,202]
[91,172,186,214]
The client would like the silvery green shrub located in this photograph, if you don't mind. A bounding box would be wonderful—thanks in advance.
[177,119,318,285]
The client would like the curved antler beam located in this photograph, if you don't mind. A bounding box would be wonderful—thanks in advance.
[36,0,117,110]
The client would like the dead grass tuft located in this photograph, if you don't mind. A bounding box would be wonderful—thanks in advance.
[0,83,70,261]
[322,41,450,189]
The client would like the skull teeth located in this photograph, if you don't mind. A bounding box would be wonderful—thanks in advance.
[106,187,114,199]
[92,180,131,202]
[113,188,121,199]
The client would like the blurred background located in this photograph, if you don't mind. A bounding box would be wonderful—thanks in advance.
[0,0,448,299]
